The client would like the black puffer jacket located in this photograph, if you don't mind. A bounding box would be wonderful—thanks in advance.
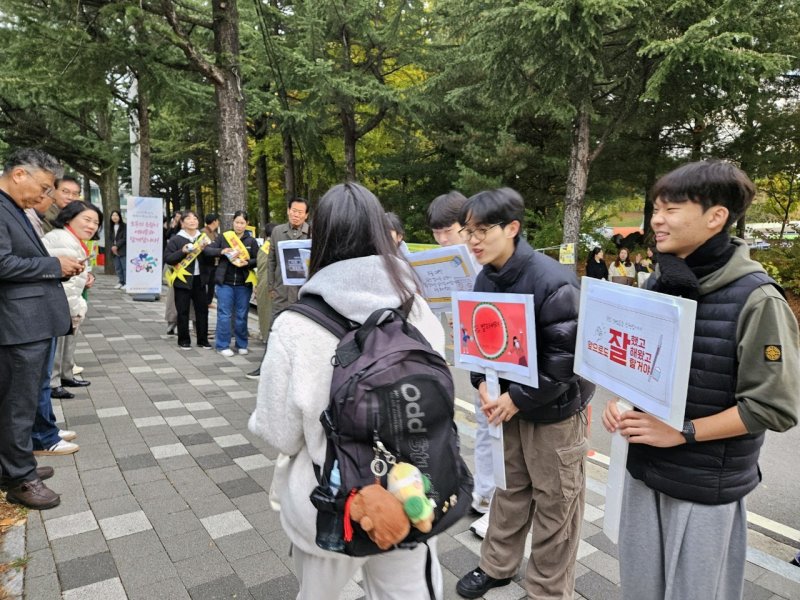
[470,238,593,422]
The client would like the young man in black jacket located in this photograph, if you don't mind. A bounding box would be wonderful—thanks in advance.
[455,188,591,599]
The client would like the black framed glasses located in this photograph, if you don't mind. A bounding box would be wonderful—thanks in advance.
[458,223,503,242]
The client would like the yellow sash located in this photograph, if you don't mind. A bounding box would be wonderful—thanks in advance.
[167,233,208,286]
[223,230,258,286]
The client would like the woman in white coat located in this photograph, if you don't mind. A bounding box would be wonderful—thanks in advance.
[43,201,101,395]
[248,183,445,599]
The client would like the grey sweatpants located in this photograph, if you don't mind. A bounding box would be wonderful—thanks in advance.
[619,473,747,600]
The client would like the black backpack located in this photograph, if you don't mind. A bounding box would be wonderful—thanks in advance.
[287,294,473,557]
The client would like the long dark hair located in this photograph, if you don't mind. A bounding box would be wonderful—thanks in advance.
[308,182,416,309]
[586,246,603,267]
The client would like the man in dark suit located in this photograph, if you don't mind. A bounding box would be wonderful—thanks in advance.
[0,148,84,509]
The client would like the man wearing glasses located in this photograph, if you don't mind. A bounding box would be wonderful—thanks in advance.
[455,188,592,599]
[0,148,84,509]
[41,174,81,234]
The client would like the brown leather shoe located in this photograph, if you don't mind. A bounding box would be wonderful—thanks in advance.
[0,467,53,491]
[4,478,60,510]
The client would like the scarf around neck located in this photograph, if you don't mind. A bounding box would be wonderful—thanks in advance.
[651,231,735,300]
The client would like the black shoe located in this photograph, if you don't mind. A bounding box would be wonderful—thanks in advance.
[51,387,75,399]
[179,343,192,350]
[456,567,511,599]
[790,557,800,567]
[245,368,260,380]
[197,342,212,349]
[167,325,176,335]
[0,467,53,491]
[61,378,90,388]
[4,478,60,510]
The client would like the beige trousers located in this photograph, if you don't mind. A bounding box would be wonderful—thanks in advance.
[479,411,587,600]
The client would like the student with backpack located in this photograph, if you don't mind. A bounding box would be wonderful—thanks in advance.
[248,182,456,599]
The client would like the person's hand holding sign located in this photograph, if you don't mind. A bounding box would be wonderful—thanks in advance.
[602,398,684,448]
[478,381,519,425]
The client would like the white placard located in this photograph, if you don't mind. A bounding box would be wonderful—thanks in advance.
[125,197,163,294]
[574,277,696,430]
[407,245,478,312]
[451,291,538,387]
[278,239,312,286]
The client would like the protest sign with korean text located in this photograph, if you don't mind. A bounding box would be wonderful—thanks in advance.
[451,291,538,387]
[126,196,163,294]
[408,245,478,312]
[575,277,696,430]
[278,239,312,286]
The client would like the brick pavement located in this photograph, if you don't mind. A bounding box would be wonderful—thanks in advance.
[14,276,800,599]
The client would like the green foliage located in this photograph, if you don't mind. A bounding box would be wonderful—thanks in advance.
[755,241,800,294]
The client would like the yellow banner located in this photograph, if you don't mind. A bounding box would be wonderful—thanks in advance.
[223,231,257,286]
[166,233,208,286]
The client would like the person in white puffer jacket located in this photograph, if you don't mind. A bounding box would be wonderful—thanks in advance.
[248,182,446,600]
[43,201,100,397]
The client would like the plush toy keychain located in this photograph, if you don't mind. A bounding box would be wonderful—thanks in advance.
[387,462,435,533]
[346,484,410,550]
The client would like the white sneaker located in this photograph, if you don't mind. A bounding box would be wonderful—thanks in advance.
[217,348,235,357]
[33,440,79,456]
[114,283,123,289]
[237,348,249,355]
[470,511,490,539]
[58,430,77,441]
[72,365,84,376]
[471,494,491,514]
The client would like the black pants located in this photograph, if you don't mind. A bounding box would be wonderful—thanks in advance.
[174,277,209,346]
[205,279,216,306]
[0,338,51,485]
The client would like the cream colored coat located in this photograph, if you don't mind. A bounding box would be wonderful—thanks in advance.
[43,228,89,319]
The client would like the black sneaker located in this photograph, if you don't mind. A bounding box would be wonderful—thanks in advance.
[245,368,260,380]
[456,567,511,599]
[197,342,212,349]
[790,556,800,567]
[178,343,192,351]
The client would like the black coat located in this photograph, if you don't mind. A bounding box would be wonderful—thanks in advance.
[111,222,126,255]
[585,258,608,280]
[470,238,592,422]
[203,232,259,286]
[164,232,204,289]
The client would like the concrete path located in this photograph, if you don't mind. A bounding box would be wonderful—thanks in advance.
[14,276,800,599]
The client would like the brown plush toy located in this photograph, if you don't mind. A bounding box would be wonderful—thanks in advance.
[348,484,411,550]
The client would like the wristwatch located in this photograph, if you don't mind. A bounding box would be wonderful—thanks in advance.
[681,420,696,444]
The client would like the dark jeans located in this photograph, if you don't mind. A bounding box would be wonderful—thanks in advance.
[174,277,209,346]
[0,339,51,485]
[112,253,126,285]
[32,338,60,451]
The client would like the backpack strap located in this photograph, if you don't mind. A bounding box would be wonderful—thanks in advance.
[284,294,354,339]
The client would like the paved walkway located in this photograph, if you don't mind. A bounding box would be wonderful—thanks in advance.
[10,275,800,599]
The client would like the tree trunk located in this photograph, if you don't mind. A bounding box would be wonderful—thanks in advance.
[282,130,296,201]
[341,106,357,182]
[96,106,120,274]
[137,84,152,197]
[213,0,248,230]
[562,103,591,261]
[255,152,269,236]
[642,126,661,241]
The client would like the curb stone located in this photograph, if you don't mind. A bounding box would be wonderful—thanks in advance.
[0,522,26,600]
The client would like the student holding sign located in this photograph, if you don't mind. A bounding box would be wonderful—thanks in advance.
[602,161,800,600]
[454,188,591,600]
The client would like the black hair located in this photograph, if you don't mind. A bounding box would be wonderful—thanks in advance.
[264,222,277,238]
[288,197,310,213]
[651,160,755,228]
[3,148,62,177]
[54,201,103,234]
[385,212,405,239]
[427,191,467,229]
[459,188,525,238]
[233,210,249,222]
[586,246,603,266]
[308,182,416,309]
[204,213,218,225]
[180,210,199,222]
[110,210,124,224]
[55,174,80,189]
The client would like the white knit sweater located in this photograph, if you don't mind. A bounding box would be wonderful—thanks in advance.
[248,255,445,557]
[42,228,89,319]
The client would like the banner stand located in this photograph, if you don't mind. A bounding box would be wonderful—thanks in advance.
[131,293,159,302]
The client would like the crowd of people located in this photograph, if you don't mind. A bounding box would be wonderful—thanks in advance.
[1,147,798,600]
